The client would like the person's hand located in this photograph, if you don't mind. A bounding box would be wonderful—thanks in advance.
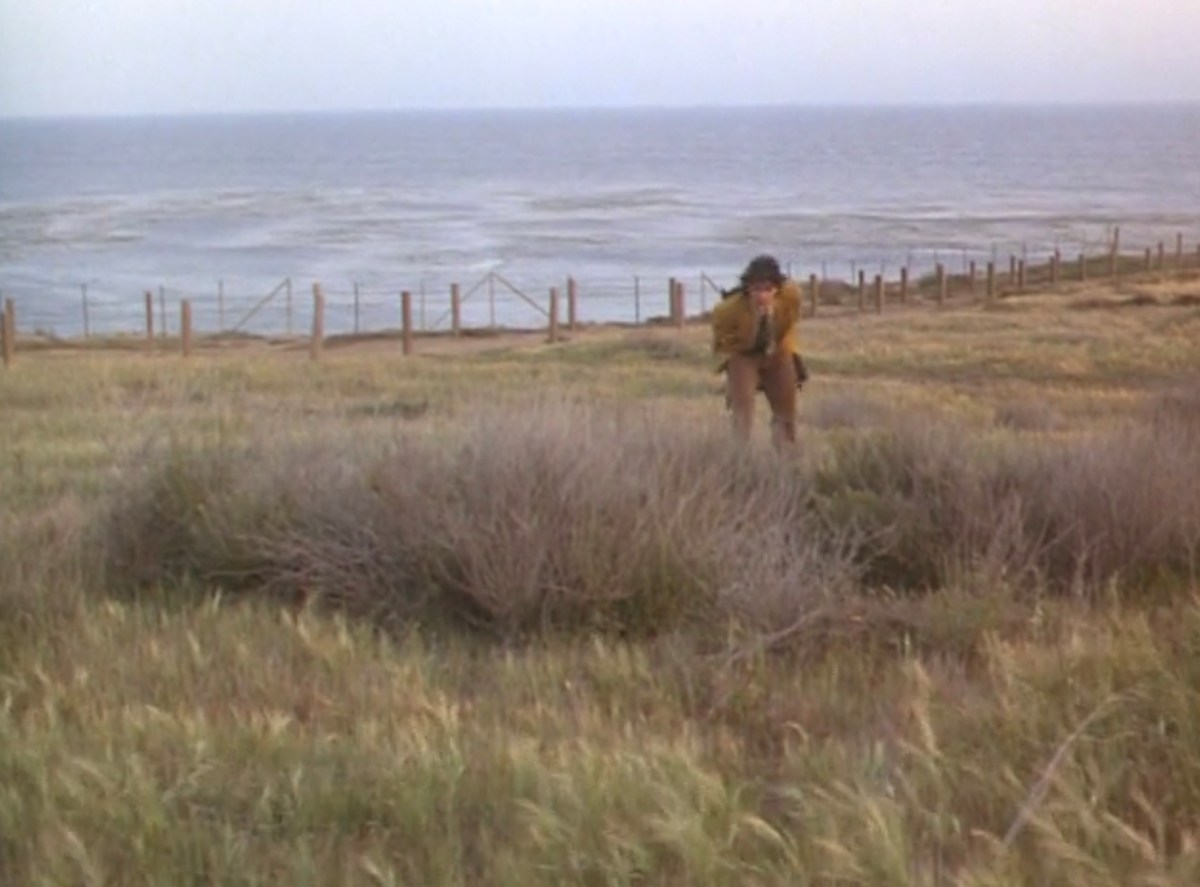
[749,284,775,313]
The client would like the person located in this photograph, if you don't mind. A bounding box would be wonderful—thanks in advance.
[711,254,806,447]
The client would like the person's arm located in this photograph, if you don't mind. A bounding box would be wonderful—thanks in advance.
[774,281,802,353]
[711,299,754,356]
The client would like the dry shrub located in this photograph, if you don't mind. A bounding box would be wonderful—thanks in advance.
[803,391,900,431]
[992,400,1067,432]
[1029,394,1200,589]
[99,401,853,638]
[1148,377,1200,435]
[810,419,1040,591]
[97,394,1200,639]
[812,402,1200,594]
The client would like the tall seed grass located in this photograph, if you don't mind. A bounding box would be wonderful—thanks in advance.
[4,390,1200,883]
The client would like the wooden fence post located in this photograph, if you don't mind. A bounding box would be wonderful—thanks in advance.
[856,270,866,312]
[450,283,461,337]
[1110,226,1121,281]
[311,283,325,361]
[873,274,883,314]
[2,299,14,368]
[181,300,192,357]
[675,281,686,329]
[567,277,578,331]
[1144,247,1153,273]
[144,291,155,343]
[548,287,559,343]
[900,266,909,305]
[1017,259,1026,291]
[1157,241,1165,271]
[1009,255,1017,284]
[968,260,977,295]
[808,273,819,316]
[401,291,413,356]
[986,261,996,302]
[488,273,496,329]
[936,263,946,306]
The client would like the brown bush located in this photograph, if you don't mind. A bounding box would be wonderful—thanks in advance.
[98,395,1200,640]
[99,402,854,638]
[811,400,1200,594]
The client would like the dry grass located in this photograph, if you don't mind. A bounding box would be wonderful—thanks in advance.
[2,291,1200,884]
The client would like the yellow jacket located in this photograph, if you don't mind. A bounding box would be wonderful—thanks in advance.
[711,279,802,366]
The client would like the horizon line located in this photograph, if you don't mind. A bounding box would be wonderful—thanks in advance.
[4,98,1200,124]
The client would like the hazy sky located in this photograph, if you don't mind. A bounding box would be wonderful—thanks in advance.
[2,0,1198,117]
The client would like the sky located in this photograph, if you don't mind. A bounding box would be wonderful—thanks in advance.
[1,0,1199,118]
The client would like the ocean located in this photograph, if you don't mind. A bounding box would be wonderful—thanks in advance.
[2,105,1199,335]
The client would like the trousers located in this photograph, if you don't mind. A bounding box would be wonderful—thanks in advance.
[725,349,798,447]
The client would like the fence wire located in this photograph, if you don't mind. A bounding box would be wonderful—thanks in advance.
[4,234,1199,340]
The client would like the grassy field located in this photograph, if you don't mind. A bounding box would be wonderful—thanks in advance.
[2,277,1200,885]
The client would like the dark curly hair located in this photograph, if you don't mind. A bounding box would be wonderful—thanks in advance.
[739,254,785,288]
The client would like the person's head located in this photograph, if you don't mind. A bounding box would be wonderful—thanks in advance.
[740,254,784,307]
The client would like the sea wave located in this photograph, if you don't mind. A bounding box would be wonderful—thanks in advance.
[528,187,690,214]
[3,106,1199,335]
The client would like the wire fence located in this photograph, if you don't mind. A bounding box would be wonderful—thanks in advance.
[3,230,1199,352]
[5,270,736,340]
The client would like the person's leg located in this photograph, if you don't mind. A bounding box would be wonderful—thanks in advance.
[761,350,798,448]
[725,353,760,441]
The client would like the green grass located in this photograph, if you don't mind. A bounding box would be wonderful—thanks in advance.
[2,294,1200,884]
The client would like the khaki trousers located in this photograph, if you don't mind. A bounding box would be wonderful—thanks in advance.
[726,350,798,447]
